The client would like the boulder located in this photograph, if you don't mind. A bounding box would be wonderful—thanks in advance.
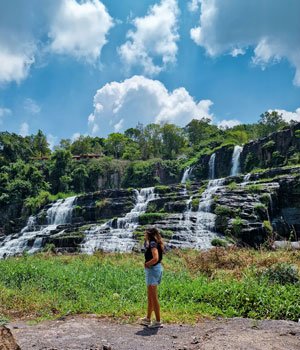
[0,326,20,350]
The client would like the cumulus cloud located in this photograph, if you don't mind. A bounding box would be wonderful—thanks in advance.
[49,0,113,62]
[0,0,113,84]
[217,119,241,129]
[88,75,213,136]
[190,0,300,85]
[270,108,300,123]
[188,0,201,12]
[118,0,179,75]
[47,134,58,150]
[24,98,41,114]
[0,107,12,124]
[19,122,29,137]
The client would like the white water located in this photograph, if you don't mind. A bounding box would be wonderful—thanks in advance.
[0,196,76,258]
[209,153,216,179]
[180,167,194,231]
[230,146,243,176]
[169,179,225,249]
[81,187,157,253]
[181,167,193,184]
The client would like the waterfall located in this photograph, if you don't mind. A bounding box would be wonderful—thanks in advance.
[81,187,157,253]
[230,146,243,176]
[168,178,224,250]
[208,153,216,180]
[181,167,193,184]
[0,196,76,258]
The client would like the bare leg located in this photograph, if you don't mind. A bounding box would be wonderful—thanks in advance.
[147,285,153,319]
[149,285,160,322]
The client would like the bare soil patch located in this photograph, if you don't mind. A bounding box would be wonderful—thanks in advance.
[8,316,300,350]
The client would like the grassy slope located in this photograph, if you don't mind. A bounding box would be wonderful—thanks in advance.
[0,248,300,324]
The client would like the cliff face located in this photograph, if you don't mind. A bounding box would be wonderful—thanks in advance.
[241,123,300,172]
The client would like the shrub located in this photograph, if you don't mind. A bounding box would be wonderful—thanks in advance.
[262,140,275,151]
[139,212,167,225]
[211,238,228,247]
[191,198,200,210]
[95,198,110,209]
[245,184,263,193]
[154,185,170,194]
[215,205,236,217]
[295,130,300,138]
[232,217,243,235]
[259,193,271,205]
[260,263,300,285]
[227,182,238,191]
[263,220,273,235]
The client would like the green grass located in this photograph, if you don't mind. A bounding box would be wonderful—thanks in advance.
[0,250,300,323]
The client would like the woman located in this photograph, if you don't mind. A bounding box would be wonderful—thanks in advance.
[139,227,164,328]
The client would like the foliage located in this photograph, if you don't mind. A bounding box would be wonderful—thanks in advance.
[263,220,273,235]
[262,140,275,151]
[245,184,263,193]
[138,212,167,225]
[211,238,228,247]
[232,217,243,235]
[0,251,300,322]
[259,263,299,285]
[295,130,300,138]
[215,205,236,217]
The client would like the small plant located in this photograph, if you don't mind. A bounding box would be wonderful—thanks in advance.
[211,238,228,247]
[154,185,170,194]
[95,198,109,209]
[232,217,243,235]
[245,184,263,193]
[139,212,167,225]
[191,198,200,210]
[260,263,300,285]
[215,205,236,217]
[227,181,238,191]
[262,140,275,151]
[263,220,273,235]
[294,129,300,138]
[42,243,56,253]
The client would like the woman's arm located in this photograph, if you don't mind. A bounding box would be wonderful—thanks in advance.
[145,248,159,268]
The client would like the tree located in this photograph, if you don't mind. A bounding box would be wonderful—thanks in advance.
[72,164,88,193]
[49,149,72,193]
[105,133,129,158]
[32,130,50,156]
[161,124,187,159]
[257,111,288,137]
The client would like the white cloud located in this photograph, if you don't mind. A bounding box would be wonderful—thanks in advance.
[0,107,12,124]
[270,108,300,123]
[24,98,41,114]
[188,0,201,12]
[217,119,241,129]
[190,0,300,86]
[47,134,58,150]
[88,75,213,135]
[118,0,179,75]
[49,0,113,62]
[0,0,113,84]
[0,45,35,84]
[71,132,81,141]
[19,122,29,137]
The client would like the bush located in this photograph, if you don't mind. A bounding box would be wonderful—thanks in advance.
[262,140,275,151]
[227,182,238,191]
[191,198,200,210]
[260,263,300,285]
[263,220,273,235]
[154,185,170,194]
[245,184,263,193]
[232,217,243,235]
[139,212,167,225]
[95,198,110,209]
[215,205,236,217]
[294,130,300,138]
[211,238,228,247]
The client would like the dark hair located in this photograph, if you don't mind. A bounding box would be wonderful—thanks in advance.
[145,227,164,251]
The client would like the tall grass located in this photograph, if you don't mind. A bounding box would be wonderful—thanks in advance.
[0,249,299,323]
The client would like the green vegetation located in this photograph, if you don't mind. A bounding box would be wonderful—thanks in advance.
[263,220,273,235]
[227,182,238,191]
[245,184,264,193]
[211,238,228,247]
[138,212,167,225]
[262,140,275,151]
[0,250,300,323]
[232,217,243,235]
[215,205,236,217]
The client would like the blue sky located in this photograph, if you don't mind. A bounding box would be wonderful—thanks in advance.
[0,0,300,146]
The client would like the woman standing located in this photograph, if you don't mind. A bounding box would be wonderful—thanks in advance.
[139,227,164,328]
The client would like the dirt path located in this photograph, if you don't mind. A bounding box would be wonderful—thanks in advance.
[8,316,300,350]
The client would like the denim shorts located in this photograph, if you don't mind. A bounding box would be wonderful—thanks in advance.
[145,263,163,286]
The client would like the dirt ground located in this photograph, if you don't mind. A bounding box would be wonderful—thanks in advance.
[8,316,300,350]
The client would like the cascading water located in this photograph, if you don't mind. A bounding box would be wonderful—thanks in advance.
[181,167,193,185]
[208,153,216,180]
[230,146,243,176]
[81,187,157,253]
[0,196,76,258]
[180,167,194,231]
